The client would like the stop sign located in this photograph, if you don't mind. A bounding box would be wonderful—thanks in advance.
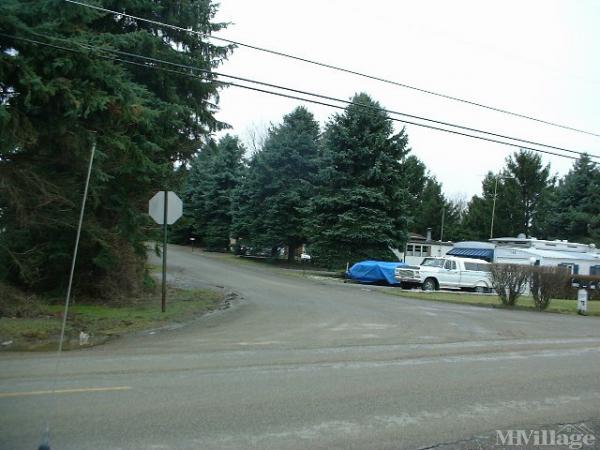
[148,191,183,225]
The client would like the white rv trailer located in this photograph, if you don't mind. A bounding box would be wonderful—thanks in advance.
[490,237,600,275]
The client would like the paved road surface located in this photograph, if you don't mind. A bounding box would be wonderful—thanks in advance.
[1,245,600,449]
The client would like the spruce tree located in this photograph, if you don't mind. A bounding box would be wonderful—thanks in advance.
[232,107,320,260]
[462,150,554,240]
[307,93,410,267]
[548,154,600,244]
[202,135,246,250]
[0,0,231,295]
[411,177,445,239]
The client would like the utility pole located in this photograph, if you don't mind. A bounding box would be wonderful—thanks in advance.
[490,175,514,239]
[440,206,445,242]
[490,176,500,239]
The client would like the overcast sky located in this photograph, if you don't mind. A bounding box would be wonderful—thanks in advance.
[212,0,600,199]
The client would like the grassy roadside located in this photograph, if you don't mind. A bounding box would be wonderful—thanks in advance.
[387,290,600,316]
[0,287,223,351]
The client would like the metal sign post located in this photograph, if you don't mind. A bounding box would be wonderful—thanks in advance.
[149,191,183,312]
[162,191,168,313]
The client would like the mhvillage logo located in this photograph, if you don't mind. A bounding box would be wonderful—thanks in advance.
[496,423,596,449]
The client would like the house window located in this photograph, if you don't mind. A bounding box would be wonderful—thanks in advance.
[590,265,600,276]
[406,244,431,257]
[558,263,579,275]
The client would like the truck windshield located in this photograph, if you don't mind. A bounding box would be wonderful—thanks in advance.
[421,258,445,267]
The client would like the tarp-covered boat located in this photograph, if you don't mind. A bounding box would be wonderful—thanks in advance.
[346,260,408,285]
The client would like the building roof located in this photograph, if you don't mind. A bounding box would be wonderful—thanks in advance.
[447,247,494,261]
[407,232,453,246]
[491,237,598,253]
[453,241,495,249]
[498,247,600,262]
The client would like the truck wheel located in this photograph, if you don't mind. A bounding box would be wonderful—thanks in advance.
[422,278,437,291]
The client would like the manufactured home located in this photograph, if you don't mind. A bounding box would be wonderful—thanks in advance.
[447,236,600,275]
[491,237,600,275]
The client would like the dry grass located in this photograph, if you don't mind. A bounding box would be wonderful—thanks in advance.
[388,290,600,316]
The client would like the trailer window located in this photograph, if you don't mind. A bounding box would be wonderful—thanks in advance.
[464,262,490,272]
[406,244,431,257]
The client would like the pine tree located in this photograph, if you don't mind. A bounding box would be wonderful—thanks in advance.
[411,177,445,239]
[184,140,218,246]
[0,0,231,295]
[462,150,554,240]
[401,155,428,212]
[547,154,600,244]
[503,150,554,237]
[202,135,246,250]
[231,107,320,260]
[462,172,508,240]
[440,197,467,242]
[307,93,410,267]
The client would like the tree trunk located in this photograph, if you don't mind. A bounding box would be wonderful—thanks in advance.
[287,243,298,262]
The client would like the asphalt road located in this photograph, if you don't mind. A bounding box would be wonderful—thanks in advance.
[1,245,600,450]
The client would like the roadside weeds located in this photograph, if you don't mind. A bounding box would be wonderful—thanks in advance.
[382,289,600,316]
[0,287,224,352]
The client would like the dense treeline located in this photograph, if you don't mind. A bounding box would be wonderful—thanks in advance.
[0,0,230,296]
[177,97,600,268]
[462,151,599,243]
[177,95,467,268]
[2,2,598,296]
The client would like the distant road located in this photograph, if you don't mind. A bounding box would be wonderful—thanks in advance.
[1,245,600,449]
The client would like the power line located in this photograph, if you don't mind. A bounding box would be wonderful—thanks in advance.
[5,31,597,161]
[225,82,582,161]
[0,32,585,161]
[63,0,600,139]
[84,43,600,159]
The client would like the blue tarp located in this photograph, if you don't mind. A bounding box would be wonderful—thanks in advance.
[446,247,494,261]
[346,260,408,285]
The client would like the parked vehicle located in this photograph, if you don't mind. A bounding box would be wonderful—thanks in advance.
[394,256,492,292]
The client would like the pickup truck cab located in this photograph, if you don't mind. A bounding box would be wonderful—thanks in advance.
[394,256,492,292]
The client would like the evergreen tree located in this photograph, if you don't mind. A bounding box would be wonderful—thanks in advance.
[0,0,230,295]
[440,197,467,242]
[462,172,511,240]
[462,150,554,240]
[547,154,600,244]
[307,93,410,267]
[411,176,445,240]
[202,135,246,250]
[184,140,218,245]
[231,107,320,260]
[401,155,428,212]
[503,150,554,237]
[167,163,195,245]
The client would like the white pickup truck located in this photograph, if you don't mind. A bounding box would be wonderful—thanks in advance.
[394,256,492,292]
